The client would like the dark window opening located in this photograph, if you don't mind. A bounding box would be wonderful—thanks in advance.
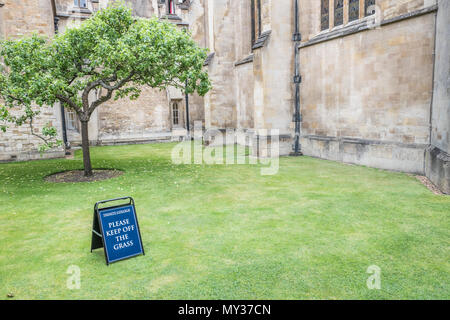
[74,0,87,8]
[251,0,261,47]
[334,0,344,26]
[321,0,329,31]
[349,0,360,22]
[66,110,79,132]
[168,0,175,15]
[172,103,179,126]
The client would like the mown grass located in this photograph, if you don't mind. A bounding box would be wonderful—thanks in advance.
[0,142,449,299]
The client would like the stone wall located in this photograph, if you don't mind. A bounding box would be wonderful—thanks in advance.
[0,0,55,39]
[97,87,171,143]
[426,0,450,193]
[204,0,237,129]
[300,0,436,40]
[0,105,64,162]
[250,0,295,156]
[183,0,207,129]
[124,0,155,17]
[298,1,436,173]
[0,0,64,161]
[203,0,295,155]
[430,0,449,154]
[233,0,254,130]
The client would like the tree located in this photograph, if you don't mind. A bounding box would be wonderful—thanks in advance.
[0,3,210,176]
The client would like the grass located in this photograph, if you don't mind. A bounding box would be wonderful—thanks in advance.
[0,142,449,299]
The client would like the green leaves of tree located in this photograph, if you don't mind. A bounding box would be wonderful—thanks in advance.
[0,2,211,152]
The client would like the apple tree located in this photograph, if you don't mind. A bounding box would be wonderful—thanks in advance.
[0,3,210,176]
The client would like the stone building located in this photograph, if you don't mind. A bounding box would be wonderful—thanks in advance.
[0,0,449,194]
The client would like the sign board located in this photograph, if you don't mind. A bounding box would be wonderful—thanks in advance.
[91,197,145,265]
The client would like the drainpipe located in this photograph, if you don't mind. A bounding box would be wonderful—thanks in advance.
[292,0,302,156]
[183,23,191,139]
[424,10,438,174]
[53,15,69,150]
[185,79,190,137]
[51,0,69,150]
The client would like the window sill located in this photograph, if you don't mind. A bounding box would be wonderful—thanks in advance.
[235,54,254,67]
[178,3,191,10]
[301,19,367,48]
[252,30,271,50]
[70,7,92,14]
[161,14,182,20]
[301,4,437,49]
[330,23,345,32]
[204,52,215,66]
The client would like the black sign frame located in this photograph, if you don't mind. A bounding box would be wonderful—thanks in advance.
[91,197,145,265]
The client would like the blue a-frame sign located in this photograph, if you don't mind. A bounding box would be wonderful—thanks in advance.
[91,197,145,265]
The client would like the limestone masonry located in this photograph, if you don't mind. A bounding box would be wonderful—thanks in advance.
[0,0,449,193]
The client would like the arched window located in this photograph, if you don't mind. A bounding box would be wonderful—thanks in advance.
[321,0,330,31]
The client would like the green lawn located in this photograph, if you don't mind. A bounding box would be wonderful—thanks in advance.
[0,143,449,299]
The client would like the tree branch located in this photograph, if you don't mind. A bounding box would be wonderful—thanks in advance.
[81,74,119,112]
[29,118,51,144]
[56,94,82,117]
[87,71,135,116]
[88,89,113,117]
[99,71,134,91]
[6,94,26,106]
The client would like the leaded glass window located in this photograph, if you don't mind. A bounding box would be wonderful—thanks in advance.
[66,110,79,132]
[365,0,376,16]
[251,0,261,46]
[334,0,344,26]
[349,0,360,22]
[74,0,87,8]
[321,0,329,31]
[172,103,179,126]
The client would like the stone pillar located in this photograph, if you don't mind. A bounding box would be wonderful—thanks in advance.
[252,0,295,157]
[426,0,450,194]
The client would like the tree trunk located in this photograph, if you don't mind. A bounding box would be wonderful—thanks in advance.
[80,120,93,177]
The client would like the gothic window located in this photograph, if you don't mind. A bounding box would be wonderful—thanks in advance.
[365,0,376,16]
[172,103,179,126]
[349,0,360,22]
[321,0,329,31]
[251,0,255,44]
[334,0,344,26]
[251,0,261,46]
[74,0,87,8]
